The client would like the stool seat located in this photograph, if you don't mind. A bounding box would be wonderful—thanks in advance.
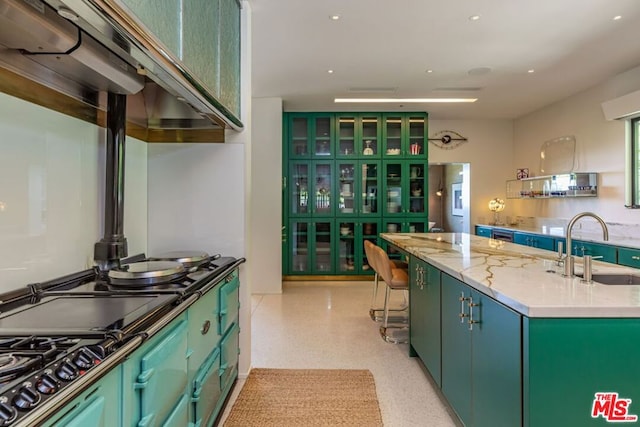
[371,243,409,344]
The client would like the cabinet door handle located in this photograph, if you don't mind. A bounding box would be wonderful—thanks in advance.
[632,256,640,260]
[468,298,480,331]
[459,292,470,323]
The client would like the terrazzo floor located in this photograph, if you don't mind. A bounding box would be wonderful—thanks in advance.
[220,281,459,426]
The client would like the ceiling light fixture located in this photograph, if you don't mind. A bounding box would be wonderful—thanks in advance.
[613,15,622,20]
[426,69,433,73]
[528,69,535,73]
[334,98,477,103]
[330,15,340,20]
[327,69,334,74]
[469,15,481,21]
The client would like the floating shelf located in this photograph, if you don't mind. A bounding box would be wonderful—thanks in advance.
[506,172,598,199]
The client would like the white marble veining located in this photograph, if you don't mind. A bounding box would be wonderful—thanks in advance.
[382,232,640,318]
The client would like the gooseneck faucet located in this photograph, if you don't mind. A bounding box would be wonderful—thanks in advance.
[563,212,609,277]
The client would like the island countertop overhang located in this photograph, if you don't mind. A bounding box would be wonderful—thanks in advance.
[381,232,640,318]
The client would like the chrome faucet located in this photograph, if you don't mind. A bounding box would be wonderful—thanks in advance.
[563,212,609,277]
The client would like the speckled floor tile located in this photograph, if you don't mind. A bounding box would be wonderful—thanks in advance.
[221,281,459,427]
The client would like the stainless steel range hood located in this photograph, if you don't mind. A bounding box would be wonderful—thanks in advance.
[0,0,243,140]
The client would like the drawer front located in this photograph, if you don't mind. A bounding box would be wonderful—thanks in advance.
[618,247,640,268]
[188,286,221,381]
[219,269,240,335]
[136,318,189,426]
[192,349,222,427]
[220,323,240,391]
[159,393,189,427]
[475,226,492,238]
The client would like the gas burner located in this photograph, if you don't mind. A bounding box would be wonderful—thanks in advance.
[0,354,35,383]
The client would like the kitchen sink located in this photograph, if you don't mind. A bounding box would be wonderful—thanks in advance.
[578,273,640,285]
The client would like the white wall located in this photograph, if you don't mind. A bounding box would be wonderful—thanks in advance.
[512,65,640,223]
[250,97,283,294]
[0,93,148,291]
[429,119,514,228]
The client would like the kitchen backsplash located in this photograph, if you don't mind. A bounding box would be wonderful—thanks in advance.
[515,216,640,240]
[0,93,148,291]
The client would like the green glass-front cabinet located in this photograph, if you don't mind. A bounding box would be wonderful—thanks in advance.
[283,112,428,276]
[441,274,522,427]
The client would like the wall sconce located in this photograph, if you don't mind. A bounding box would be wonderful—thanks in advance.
[436,188,444,197]
[488,198,505,225]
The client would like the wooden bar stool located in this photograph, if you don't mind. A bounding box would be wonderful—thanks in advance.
[364,240,408,322]
[372,243,409,344]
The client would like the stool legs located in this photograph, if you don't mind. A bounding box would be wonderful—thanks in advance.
[379,283,409,344]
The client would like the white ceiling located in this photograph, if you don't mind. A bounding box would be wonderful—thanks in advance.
[249,0,640,120]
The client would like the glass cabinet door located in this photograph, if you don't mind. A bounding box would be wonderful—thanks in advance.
[289,220,334,274]
[289,162,309,216]
[336,115,357,158]
[407,115,427,157]
[313,221,333,273]
[361,115,381,157]
[382,115,403,157]
[337,161,356,216]
[362,223,380,273]
[313,162,334,216]
[383,162,404,216]
[289,114,310,158]
[337,221,356,274]
[360,162,380,216]
[312,115,333,157]
[407,161,427,216]
[290,221,310,273]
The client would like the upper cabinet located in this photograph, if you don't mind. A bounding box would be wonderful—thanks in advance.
[121,0,242,119]
[506,173,598,199]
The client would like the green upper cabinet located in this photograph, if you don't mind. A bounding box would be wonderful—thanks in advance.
[382,161,427,217]
[382,113,428,158]
[288,160,334,217]
[120,0,242,118]
[287,113,335,159]
[335,114,383,158]
[336,160,381,217]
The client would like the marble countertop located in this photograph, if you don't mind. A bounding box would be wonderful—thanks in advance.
[381,232,640,318]
[476,223,640,249]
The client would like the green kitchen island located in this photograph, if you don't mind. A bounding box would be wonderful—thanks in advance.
[381,232,640,427]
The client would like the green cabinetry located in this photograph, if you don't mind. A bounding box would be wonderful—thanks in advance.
[524,318,640,427]
[441,274,522,427]
[410,258,442,386]
[617,246,640,268]
[514,232,555,250]
[283,112,428,276]
[475,226,492,238]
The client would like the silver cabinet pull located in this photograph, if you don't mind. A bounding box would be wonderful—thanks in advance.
[459,292,470,323]
[468,298,480,331]
[632,256,640,261]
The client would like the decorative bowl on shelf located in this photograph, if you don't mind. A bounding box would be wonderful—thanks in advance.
[340,227,350,235]
[386,148,401,155]
[411,190,422,197]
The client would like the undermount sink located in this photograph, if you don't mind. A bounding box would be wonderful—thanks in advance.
[577,273,640,285]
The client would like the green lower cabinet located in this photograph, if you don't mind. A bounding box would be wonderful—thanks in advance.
[571,240,617,263]
[475,226,492,238]
[410,257,441,386]
[441,274,522,427]
[617,246,640,268]
[514,232,555,251]
[524,318,640,427]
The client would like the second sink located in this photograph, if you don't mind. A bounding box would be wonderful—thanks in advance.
[577,273,640,285]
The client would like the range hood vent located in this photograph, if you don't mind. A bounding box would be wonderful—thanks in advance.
[0,0,242,136]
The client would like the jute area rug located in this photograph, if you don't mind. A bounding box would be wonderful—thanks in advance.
[223,368,384,426]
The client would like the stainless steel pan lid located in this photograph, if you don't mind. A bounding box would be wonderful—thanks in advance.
[148,251,210,268]
[108,261,186,286]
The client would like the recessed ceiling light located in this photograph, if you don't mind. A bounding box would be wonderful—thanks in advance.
[426,69,433,73]
[613,15,622,20]
[327,69,334,74]
[334,98,477,103]
[528,69,535,73]
[469,15,481,21]
[330,15,340,21]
